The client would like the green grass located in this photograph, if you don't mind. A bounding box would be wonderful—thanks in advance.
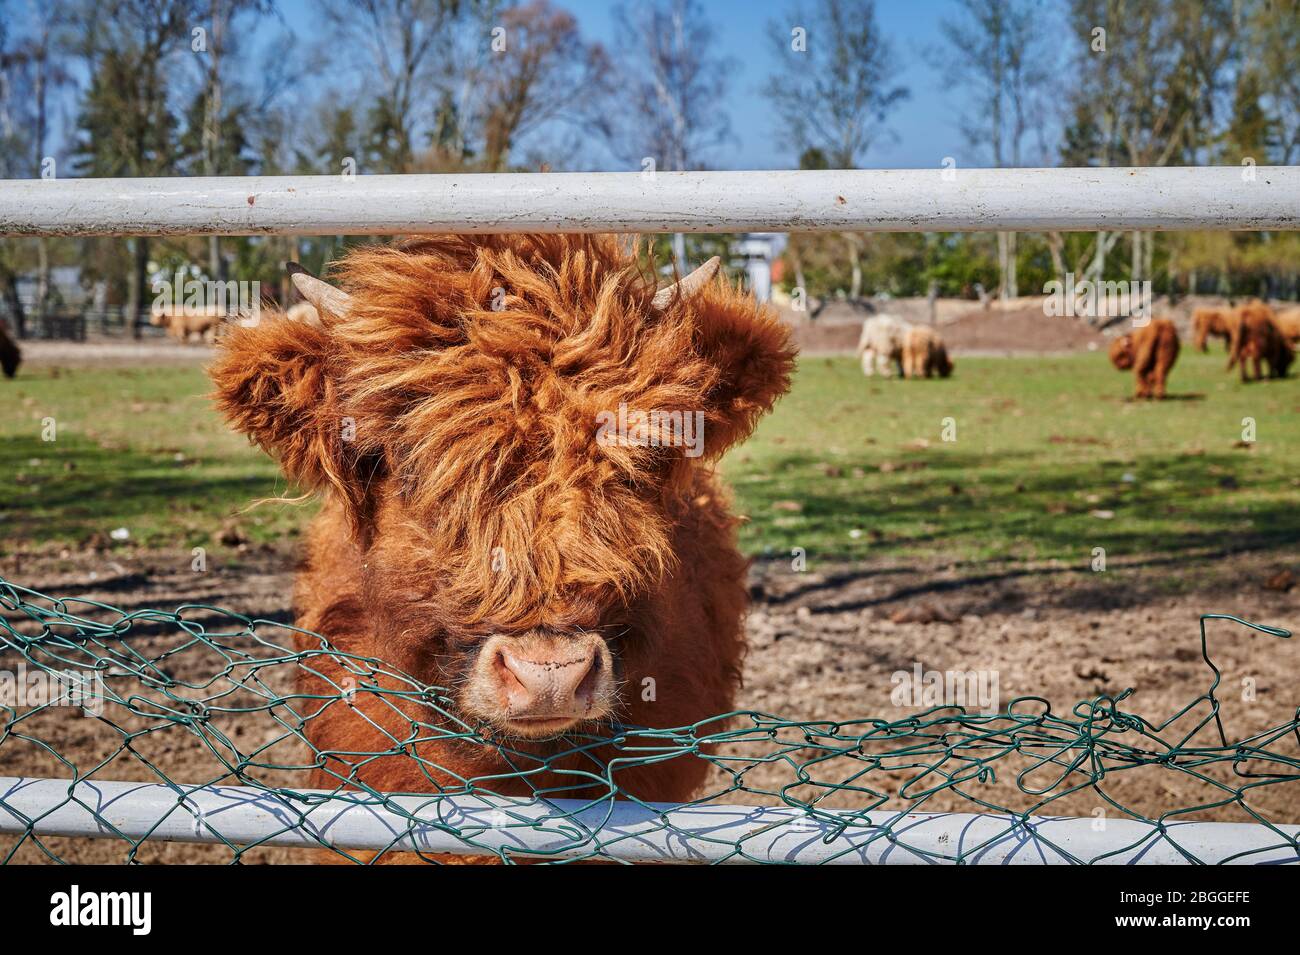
[2,365,310,550]
[3,353,1298,565]
[726,351,1300,564]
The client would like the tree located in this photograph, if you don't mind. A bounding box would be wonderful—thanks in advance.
[1061,0,1239,297]
[604,0,735,270]
[934,0,1052,300]
[765,0,907,301]
[319,0,467,174]
[476,0,610,171]
[191,0,272,282]
[764,0,907,169]
[1245,0,1300,164]
[71,0,202,334]
[0,2,76,333]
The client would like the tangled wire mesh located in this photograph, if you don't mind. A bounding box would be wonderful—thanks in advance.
[1,576,1297,865]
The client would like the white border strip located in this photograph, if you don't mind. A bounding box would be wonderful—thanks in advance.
[1,167,1296,238]
[2,777,1296,864]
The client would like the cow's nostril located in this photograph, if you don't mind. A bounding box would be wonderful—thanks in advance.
[574,652,602,709]
[494,641,603,718]
[494,648,536,712]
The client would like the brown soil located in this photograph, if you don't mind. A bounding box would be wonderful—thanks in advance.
[937,305,1107,354]
[3,546,1296,864]
[19,340,212,367]
[784,303,1108,356]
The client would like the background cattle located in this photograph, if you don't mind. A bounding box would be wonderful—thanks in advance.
[209,235,796,835]
[149,305,225,343]
[284,301,322,326]
[1274,305,1300,345]
[1109,317,1180,399]
[1191,306,1236,352]
[902,325,954,379]
[0,322,20,379]
[1228,301,1294,381]
[856,314,911,377]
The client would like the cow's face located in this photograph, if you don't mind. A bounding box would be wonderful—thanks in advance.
[1109,334,1135,370]
[211,235,794,738]
[1192,309,1220,352]
[936,346,954,378]
[1278,341,1296,377]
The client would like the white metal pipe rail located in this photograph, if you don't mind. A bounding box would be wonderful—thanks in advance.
[2,777,1297,864]
[0,167,1296,238]
[3,170,1298,865]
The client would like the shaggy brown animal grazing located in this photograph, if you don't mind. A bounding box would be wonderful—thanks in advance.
[856,315,910,377]
[1274,305,1300,345]
[150,306,224,342]
[1191,306,1237,352]
[901,325,953,379]
[1228,301,1294,381]
[0,322,20,378]
[1109,318,1179,399]
[209,235,795,847]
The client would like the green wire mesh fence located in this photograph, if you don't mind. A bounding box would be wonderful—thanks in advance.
[1,575,1297,865]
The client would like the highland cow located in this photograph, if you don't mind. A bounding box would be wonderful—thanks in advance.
[1274,305,1300,345]
[1228,301,1294,381]
[1109,318,1179,399]
[901,325,953,379]
[283,301,321,326]
[150,305,224,343]
[209,235,795,833]
[0,321,19,379]
[1191,306,1236,352]
[856,315,911,377]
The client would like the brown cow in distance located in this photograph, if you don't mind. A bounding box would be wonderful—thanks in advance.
[1109,318,1179,399]
[902,325,954,379]
[0,321,20,379]
[209,236,795,854]
[1191,306,1237,352]
[150,305,224,342]
[1228,301,1294,381]
[1274,305,1300,345]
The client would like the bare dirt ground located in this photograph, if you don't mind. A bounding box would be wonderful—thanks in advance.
[937,305,1106,353]
[19,340,212,367]
[782,300,1108,356]
[3,544,1297,863]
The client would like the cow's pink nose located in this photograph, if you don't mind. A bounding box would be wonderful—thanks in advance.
[487,634,611,726]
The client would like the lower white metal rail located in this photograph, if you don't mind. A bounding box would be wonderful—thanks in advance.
[1,777,1296,864]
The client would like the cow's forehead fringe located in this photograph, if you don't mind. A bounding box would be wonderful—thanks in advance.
[319,234,735,618]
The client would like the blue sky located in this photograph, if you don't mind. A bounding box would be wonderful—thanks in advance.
[569,0,980,169]
[38,0,1073,172]
[266,0,1073,171]
[519,0,1072,169]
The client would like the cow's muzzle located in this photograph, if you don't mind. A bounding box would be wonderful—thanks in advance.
[462,631,616,738]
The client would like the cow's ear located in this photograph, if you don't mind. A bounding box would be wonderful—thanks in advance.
[209,314,369,511]
[682,279,797,458]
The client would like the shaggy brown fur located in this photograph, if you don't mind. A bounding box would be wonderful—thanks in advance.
[1274,306,1300,345]
[150,306,223,343]
[0,322,19,378]
[1109,318,1179,399]
[1228,301,1294,381]
[901,325,953,379]
[209,235,796,849]
[1191,306,1237,352]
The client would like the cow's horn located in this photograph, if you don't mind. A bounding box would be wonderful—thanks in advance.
[652,256,721,309]
[287,262,351,318]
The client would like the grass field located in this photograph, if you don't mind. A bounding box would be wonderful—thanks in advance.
[3,351,1298,571]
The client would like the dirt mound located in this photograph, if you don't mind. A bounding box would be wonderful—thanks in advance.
[791,321,863,353]
[783,301,1109,356]
[940,305,1106,354]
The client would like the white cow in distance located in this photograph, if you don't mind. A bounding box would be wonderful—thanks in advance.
[856,314,913,377]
